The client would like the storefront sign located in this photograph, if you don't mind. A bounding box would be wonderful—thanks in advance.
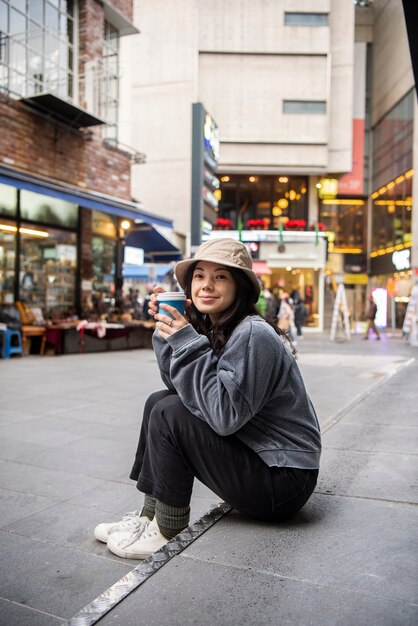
[371,247,411,275]
[318,178,338,199]
[344,273,368,285]
[124,246,144,266]
[191,103,219,246]
[392,249,410,271]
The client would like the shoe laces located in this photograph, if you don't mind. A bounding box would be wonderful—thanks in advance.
[141,519,161,540]
[118,518,150,548]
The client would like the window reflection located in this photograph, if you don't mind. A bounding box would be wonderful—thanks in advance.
[19,225,77,317]
[0,219,16,303]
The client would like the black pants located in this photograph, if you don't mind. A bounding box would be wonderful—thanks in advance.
[130,390,318,522]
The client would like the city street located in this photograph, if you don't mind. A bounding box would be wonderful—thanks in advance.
[0,330,417,625]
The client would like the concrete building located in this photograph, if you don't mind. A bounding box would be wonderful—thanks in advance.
[119,0,417,333]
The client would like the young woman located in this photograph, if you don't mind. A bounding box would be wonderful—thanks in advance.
[94,238,321,559]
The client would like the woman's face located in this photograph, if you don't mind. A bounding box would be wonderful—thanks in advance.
[191,261,237,322]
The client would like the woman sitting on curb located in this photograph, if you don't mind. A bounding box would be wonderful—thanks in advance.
[94,238,321,559]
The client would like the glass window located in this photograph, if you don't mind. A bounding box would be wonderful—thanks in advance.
[19,224,77,316]
[284,13,328,26]
[92,210,117,238]
[283,100,326,114]
[0,1,8,33]
[21,190,78,228]
[218,175,308,230]
[2,0,75,99]
[0,218,16,303]
[319,200,366,251]
[0,183,17,216]
[92,235,116,304]
[372,90,413,192]
[371,173,412,250]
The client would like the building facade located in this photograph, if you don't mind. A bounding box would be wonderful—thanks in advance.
[0,0,174,321]
[119,0,417,332]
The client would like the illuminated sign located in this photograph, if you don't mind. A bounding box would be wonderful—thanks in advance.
[373,288,387,328]
[392,249,410,271]
[191,103,220,246]
[124,246,144,266]
[318,178,338,199]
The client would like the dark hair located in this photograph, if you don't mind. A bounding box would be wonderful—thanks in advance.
[183,261,293,355]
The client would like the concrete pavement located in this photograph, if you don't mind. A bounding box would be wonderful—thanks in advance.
[0,330,417,624]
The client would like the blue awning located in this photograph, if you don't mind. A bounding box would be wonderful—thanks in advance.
[126,224,182,262]
[123,264,173,279]
[0,166,172,229]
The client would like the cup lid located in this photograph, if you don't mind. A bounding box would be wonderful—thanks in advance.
[157,292,186,300]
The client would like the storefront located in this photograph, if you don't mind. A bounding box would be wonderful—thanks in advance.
[205,230,327,331]
[368,90,415,329]
[370,244,413,328]
[0,169,177,321]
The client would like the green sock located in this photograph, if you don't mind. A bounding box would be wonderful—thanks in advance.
[140,494,156,521]
[155,500,190,540]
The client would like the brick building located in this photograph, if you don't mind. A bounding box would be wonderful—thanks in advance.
[0,0,176,321]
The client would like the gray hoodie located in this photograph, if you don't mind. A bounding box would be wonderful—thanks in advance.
[152,315,321,470]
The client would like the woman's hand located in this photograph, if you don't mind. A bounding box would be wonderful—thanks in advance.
[148,286,191,339]
[148,286,164,319]
[155,304,190,339]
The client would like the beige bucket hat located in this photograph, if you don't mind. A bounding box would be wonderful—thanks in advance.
[175,238,261,299]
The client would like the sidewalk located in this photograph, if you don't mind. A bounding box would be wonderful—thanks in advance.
[0,330,417,625]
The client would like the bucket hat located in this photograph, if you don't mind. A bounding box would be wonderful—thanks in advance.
[175,238,261,300]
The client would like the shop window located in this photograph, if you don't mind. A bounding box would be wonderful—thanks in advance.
[319,199,366,251]
[371,170,412,251]
[92,210,118,238]
[19,224,77,317]
[284,13,328,26]
[372,91,413,193]
[218,174,308,230]
[92,235,116,311]
[0,182,17,217]
[21,190,78,228]
[0,218,16,303]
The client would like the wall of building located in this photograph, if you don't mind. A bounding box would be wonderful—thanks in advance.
[369,0,416,272]
[119,0,197,237]
[0,98,131,200]
[198,0,354,175]
[120,0,356,239]
[371,0,414,126]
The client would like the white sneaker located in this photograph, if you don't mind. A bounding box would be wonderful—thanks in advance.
[107,517,168,559]
[94,510,147,543]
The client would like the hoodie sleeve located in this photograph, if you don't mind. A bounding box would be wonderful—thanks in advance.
[152,329,176,391]
[165,318,286,436]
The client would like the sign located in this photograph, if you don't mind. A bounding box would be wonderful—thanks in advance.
[191,103,219,246]
[330,283,351,341]
[318,178,338,199]
[124,246,144,266]
[344,273,368,285]
[373,288,387,328]
[392,249,410,271]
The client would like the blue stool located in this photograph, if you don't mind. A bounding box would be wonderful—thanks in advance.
[0,328,23,358]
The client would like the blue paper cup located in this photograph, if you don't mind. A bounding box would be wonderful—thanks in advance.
[157,292,186,318]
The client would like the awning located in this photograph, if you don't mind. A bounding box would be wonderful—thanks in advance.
[0,166,172,229]
[123,264,173,279]
[252,261,272,276]
[126,224,182,262]
[22,93,106,128]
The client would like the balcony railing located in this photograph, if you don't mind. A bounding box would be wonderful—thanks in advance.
[0,28,117,127]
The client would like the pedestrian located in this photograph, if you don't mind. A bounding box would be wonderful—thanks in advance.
[94,238,321,559]
[364,293,380,340]
[277,292,297,344]
[293,298,308,337]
